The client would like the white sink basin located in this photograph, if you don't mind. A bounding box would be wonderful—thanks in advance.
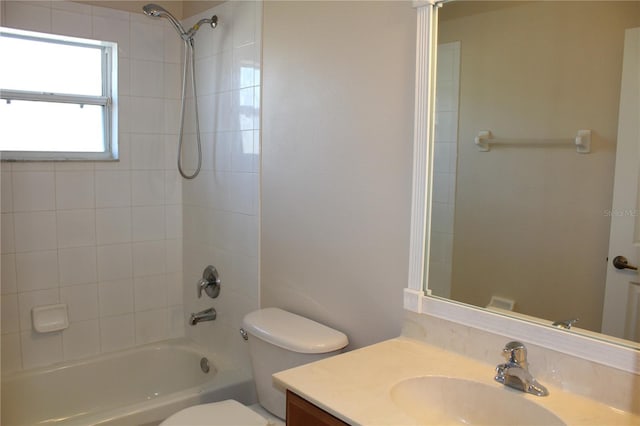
[390,376,565,425]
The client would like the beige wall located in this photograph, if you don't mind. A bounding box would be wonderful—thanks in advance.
[261,1,415,349]
[440,1,640,331]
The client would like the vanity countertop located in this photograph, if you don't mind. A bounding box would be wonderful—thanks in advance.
[273,337,640,425]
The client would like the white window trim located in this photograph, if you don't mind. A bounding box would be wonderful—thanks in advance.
[0,27,118,162]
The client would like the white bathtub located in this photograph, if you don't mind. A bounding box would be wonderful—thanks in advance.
[1,339,256,426]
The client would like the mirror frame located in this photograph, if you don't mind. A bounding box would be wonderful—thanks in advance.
[405,0,640,374]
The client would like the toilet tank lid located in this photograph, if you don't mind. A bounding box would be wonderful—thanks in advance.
[242,308,348,354]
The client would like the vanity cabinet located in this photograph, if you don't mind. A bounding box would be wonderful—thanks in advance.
[286,390,349,426]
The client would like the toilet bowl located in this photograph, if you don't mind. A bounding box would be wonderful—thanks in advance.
[160,308,348,425]
[160,400,268,426]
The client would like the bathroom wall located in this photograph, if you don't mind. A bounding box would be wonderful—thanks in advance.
[1,1,184,372]
[261,1,415,349]
[439,1,640,330]
[180,1,261,369]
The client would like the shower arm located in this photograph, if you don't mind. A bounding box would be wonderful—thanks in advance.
[183,16,218,41]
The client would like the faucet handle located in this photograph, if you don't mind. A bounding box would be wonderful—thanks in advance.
[196,265,221,299]
[502,341,527,365]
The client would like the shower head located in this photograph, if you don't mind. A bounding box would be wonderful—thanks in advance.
[141,3,164,17]
[142,4,187,38]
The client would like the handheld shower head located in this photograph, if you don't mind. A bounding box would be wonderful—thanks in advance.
[142,3,163,17]
[142,4,187,38]
[142,3,219,180]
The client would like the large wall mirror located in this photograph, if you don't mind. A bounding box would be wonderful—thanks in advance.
[426,1,640,346]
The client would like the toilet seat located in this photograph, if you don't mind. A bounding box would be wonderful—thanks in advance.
[160,400,268,426]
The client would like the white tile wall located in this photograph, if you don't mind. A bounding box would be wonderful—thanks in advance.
[428,42,460,300]
[1,1,184,373]
[98,279,134,317]
[182,1,262,371]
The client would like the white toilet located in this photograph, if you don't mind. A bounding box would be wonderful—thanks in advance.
[161,308,349,426]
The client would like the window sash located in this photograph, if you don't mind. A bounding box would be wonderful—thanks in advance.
[0,27,117,161]
[0,89,110,106]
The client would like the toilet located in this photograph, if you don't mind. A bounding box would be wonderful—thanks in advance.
[160,308,349,425]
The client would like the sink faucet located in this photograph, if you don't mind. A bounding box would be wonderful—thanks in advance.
[495,341,549,396]
[189,307,217,325]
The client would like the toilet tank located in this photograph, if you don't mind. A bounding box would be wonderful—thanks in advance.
[242,308,348,419]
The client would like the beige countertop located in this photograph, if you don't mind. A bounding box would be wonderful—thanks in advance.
[273,337,640,425]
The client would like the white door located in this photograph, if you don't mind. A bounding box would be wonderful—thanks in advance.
[601,27,640,341]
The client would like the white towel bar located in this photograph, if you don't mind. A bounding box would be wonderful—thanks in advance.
[475,129,591,153]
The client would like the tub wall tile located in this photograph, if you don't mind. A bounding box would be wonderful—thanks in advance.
[1,253,18,294]
[166,272,183,306]
[60,284,99,322]
[132,241,166,277]
[2,333,23,373]
[55,171,95,210]
[135,309,168,344]
[1,1,184,372]
[182,1,261,373]
[95,171,132,208]
[56,209,97,248]
[12,172,56,212]
[96,207,133,245]
[1,0,258,373]
[13,211,57,252]
[98,279,134,317]
[15,250,59,293]
[1,293,20,334]
[134,274,168,312]
[1,171,13,213]
[167,305,185,339]
[100,314,135,353]
[1,213,15,254]
[20,331,63,369]
[62,320,101,361]
[97,243,133,282]
[132,206,166,241]
[58,247,98,286]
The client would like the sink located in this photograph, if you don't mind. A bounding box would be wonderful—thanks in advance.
[390,376,565,425]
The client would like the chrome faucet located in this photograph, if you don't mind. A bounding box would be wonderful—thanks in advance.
[495,341,549,396]
[189,307,217,326]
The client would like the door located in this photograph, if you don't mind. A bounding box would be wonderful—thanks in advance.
[601,27,640,341]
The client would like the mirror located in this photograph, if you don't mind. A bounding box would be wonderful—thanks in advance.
[427,1,640,343]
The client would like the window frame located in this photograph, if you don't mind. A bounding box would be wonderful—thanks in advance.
[0,27,118,161]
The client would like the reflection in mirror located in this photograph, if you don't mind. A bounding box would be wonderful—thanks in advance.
[427,1,640,343]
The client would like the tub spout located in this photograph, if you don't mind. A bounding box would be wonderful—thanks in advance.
[189,307,216,325]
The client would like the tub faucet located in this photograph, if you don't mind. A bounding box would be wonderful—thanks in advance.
[495,341,549,396]
[189,307,217,326]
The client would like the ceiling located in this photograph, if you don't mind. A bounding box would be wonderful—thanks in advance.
[72,1,224,19]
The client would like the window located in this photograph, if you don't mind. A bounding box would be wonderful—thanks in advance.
[0,27,118,161]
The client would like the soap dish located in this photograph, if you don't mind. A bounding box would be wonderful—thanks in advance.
[32,304,69,333]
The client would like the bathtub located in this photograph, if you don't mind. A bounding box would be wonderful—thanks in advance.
[1,339,256,426]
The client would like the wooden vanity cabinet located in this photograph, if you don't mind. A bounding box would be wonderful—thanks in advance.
[286,390,350,426]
